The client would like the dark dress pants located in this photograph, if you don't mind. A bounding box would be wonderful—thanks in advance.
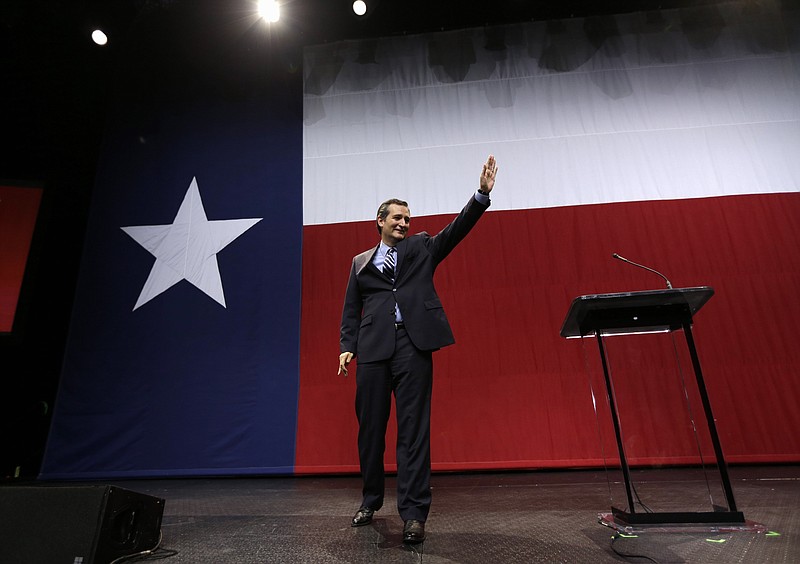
[355,326,433,522]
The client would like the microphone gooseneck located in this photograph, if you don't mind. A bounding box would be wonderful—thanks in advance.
[611,253,673,289]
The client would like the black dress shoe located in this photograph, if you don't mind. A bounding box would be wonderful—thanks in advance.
[402,519,426,544]
[351,507,374,527]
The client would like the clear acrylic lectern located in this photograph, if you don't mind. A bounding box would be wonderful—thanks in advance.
[561,287,757,532]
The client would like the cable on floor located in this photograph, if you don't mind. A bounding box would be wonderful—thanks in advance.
[610,533,660,563]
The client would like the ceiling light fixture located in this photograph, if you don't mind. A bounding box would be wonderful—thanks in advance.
[258,0,280,23]
[91,29,108,46]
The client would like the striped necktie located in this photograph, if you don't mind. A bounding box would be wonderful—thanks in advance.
[383,247,396,280]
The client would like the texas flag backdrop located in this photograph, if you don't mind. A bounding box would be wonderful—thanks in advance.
[40,15,304,478]
[43,1,799,479]
[295,1,800,473]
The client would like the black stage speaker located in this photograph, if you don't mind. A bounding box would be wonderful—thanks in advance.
[0,484,165,564]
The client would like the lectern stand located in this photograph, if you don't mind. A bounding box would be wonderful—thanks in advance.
[561,287,748,529]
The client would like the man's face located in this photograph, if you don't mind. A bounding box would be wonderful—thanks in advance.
[378,203,410,246]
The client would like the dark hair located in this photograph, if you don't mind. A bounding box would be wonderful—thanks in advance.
[376,198,409,234]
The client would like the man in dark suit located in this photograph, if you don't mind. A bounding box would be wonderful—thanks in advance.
[338,155,498,544]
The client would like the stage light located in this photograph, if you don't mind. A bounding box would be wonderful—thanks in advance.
[258,0,280,23]
[353,1,367,16]
[91,29,108,46]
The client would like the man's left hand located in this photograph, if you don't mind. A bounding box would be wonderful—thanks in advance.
[480,154,498,193]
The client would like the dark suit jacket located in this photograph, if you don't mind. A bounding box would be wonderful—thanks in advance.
[340,195,490,363]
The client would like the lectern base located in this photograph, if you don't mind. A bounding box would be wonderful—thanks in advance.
[599,509,767,535]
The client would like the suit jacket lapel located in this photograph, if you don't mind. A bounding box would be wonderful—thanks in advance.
[354,245,379,276]
[394,240,408,281]
[357,242,406,281]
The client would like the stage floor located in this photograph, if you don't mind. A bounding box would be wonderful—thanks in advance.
[109,465,798,563]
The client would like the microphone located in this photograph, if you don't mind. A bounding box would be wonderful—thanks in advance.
[612,253,673,289]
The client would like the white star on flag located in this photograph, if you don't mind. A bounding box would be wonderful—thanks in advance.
[121,177,262,310]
